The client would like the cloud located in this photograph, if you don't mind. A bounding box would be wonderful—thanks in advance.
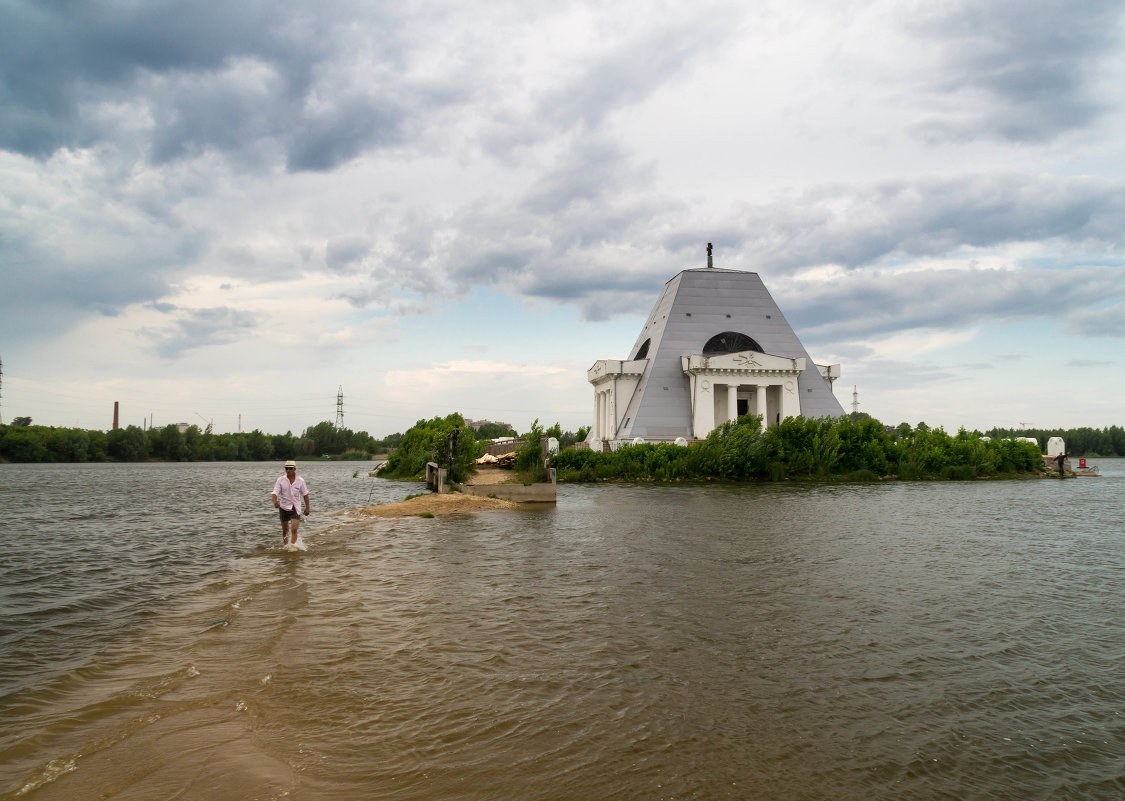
[479,3,742,154]
[325,235,373,274]
[389,171,1125,326]
[435,360,569,376]
[1067,301,1125,338]
[532,12,737,133]
[780,265,1125,343]
[730,174,1125,273]
[0,1,437,171]
[0,148,207,338]
[139,306,258,358]
[845,357,955,391]
[905,0,1125,142]
[3,0,1124,439]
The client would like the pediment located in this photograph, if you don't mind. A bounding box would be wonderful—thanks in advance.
[682,350,805,374]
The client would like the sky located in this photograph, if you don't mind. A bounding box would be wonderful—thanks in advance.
[2,0,1124,438]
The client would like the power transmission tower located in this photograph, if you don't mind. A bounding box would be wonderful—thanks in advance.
[335,385,345,429]
[0,354,4,425]
[851,385,859,415]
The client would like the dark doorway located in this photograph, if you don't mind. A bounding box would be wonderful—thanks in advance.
[737,398,749,417]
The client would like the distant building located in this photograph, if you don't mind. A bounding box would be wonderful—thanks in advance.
[466,418,514,432]
[587,264,843,449]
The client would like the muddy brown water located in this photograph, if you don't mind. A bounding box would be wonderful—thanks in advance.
[2,460,1123,800]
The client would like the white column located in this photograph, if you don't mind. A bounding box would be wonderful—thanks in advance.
[606,389,615,439]
[694,377,716,438]
[755,383,768,430]
[727,382,739,423]
[593,390,601,440]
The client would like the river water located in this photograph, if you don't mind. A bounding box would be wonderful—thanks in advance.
[1,460,1123,800]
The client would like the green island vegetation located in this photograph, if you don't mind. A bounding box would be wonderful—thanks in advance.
[552,416,1121,482]
[376,415,588,484]
[2,411,1121,484]
[378,413,480,483]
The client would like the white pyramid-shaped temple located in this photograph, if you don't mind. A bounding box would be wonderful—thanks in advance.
[587,261,843,448]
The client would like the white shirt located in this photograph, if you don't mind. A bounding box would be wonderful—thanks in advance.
[272,474,308,512]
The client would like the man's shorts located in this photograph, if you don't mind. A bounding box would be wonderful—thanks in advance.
[279,507,301,522]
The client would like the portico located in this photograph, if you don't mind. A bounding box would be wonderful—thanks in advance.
[681,352,805,436]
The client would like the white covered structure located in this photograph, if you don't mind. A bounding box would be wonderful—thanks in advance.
[587,264,843,448]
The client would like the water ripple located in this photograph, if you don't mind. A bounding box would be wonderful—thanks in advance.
[3,462,1125,800]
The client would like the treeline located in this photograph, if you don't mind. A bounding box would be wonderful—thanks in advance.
[983,425,1125,457]
[0,416,589,464]
[553,416,1048,482]
[0,420,398,463]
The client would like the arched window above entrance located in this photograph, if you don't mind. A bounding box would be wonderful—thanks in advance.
[702,331,762,355]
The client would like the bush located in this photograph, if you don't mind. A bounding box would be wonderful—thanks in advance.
[848,469,881,482]
[516,419,548,482]
[940,465,978,481]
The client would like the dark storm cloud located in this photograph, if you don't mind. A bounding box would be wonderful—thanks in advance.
[140,305,258,359]
[433,171,1125,325]
[730,174,1125,273]
[906,0,1125,142]
[404,168,1125,337]
[0,0,421,171]
[781,265,1125,343]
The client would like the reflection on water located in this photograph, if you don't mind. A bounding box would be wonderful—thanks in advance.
[2,462,1124,800]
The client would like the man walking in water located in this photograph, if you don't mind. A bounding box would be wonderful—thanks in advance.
[272,459,310,546]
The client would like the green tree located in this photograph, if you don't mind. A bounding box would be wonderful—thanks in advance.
[382,413,479,482]
[87,430,109,461]
[150,424,187,461]
[246,429,274,461]
[0,425,48,461]
[303,421,343,455]
[107,425,149,461]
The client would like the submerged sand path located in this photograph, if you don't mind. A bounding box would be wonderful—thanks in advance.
[360,491,518,517]
[360,466,523,516]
